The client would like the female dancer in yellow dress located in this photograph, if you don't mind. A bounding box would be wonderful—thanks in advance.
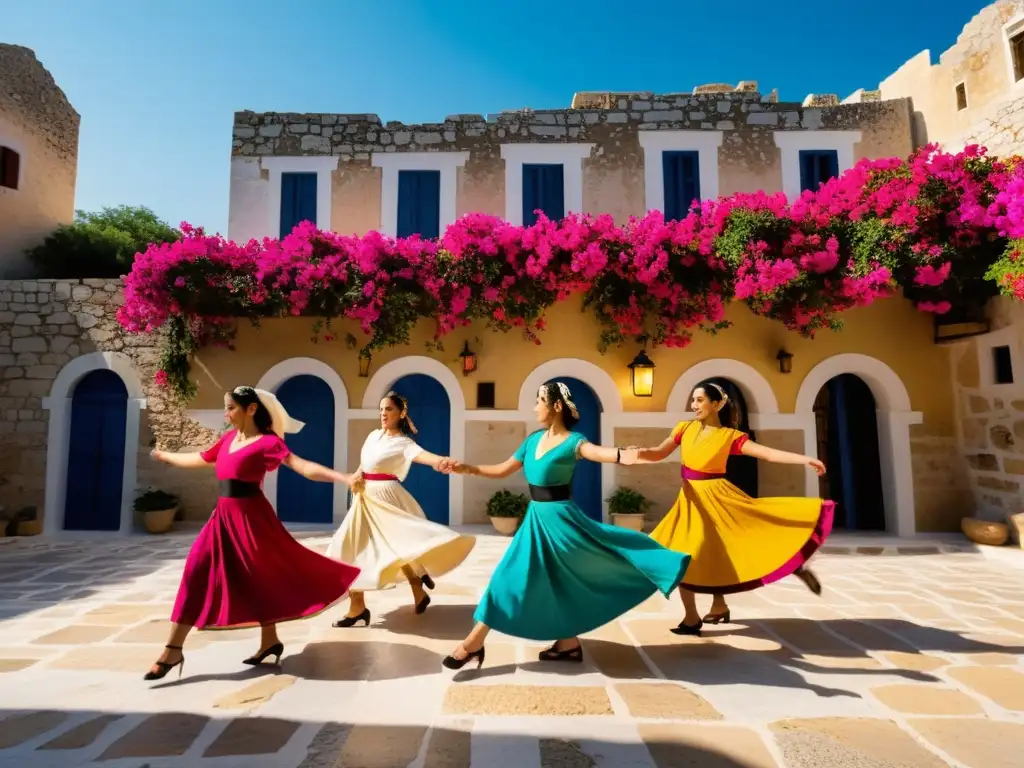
[632,380,832,636]
[326,391,475,627]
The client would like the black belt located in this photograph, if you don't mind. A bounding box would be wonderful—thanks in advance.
[219,479,261,498]
[529,484,571,502]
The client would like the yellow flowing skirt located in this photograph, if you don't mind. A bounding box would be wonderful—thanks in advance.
[650,477,834,594]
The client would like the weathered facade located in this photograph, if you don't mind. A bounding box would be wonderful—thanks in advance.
[228,85,911,242]
[0,45,79,279]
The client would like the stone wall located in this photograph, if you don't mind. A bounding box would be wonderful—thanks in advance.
[0,45,80,278]
[880,1,1024,155]
[0,278,218,523]
[233,89,909,163]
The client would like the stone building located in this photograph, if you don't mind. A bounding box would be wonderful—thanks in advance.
[0,45,80,279]
[877,0,1024,524]
[3,78,974,543]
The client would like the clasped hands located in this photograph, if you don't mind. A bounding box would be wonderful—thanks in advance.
[436,457,463,474]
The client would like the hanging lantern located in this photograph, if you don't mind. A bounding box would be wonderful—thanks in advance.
[460,341,478,376]
[776,349,793,375]
[627,346,656,398]
[358,351,372,378]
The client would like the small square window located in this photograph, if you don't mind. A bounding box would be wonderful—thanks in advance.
[955,82,967,111]
[1011,31,1024,82]
[994,345,1014,384]
[476,382,496,409]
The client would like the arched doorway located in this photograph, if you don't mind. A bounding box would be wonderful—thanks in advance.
[813,374,885,530]
[705,377,758,498]
[392,373,451,524]
[64,370,128,531]
[276,374,335,524]
[545,376,602,521]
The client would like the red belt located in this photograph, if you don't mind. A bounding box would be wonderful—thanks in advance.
[681,467,725,481]
[362,473,398,481]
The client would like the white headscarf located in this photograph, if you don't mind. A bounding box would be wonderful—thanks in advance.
[253,388,305,438]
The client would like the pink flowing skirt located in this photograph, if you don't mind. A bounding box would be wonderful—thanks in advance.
[171,494,360,630]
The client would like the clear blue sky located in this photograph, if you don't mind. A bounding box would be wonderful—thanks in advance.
[4,0,992,235]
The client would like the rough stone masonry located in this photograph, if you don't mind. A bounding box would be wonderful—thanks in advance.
[0,278,217,522]
[232,86,893,161]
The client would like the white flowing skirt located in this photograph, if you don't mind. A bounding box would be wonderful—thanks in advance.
[325,479,476,592]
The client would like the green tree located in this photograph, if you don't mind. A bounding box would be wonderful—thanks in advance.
[26,205,181,279]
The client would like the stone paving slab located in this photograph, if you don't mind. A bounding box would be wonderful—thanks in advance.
[0,531,1022,766]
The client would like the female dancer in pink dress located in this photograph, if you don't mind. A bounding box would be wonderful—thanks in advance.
[144,386,362,681]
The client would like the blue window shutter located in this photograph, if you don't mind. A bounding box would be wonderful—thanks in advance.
[397,170,441,238]
[662,151,701,220]
[522,164,564,225]
[798,150,839,192]
[280,172,318,237]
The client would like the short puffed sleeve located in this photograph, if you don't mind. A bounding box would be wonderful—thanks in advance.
[671,421,691,446]
[729,431,750,455]
[200,431,232,463]
[263,434,291,471]
[513,433,535,462]
[401,436,424,462]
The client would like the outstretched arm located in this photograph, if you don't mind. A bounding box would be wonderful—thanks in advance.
[454,456,523,479]
[412,449,454,472]
[741,440,826,475]
[629,434,678,465]
[579,443,640,465]
[282,454,353,484]
[151,450,209,470]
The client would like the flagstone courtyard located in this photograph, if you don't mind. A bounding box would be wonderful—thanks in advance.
[0,529,1023,767]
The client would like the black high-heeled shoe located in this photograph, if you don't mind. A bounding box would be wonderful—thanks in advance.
[420,572,435,590]
[333,608,371,628]
[702,610,731,624]
[538,642,584,662]
[442,644,486,670]
[670,619,704,636]
[794,566,822,595]
[243,642,284,666]
[415,594,431,615]
[144,644,185,681]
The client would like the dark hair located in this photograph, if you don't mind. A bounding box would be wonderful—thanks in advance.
[692,379,741,429]
[540,382,580,429]
[382,391,417,435]
[229,386,274,434]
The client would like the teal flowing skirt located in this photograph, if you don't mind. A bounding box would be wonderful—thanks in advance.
[474,499,691,641]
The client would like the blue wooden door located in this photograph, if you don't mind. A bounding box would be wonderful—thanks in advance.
[391,374,450,524]
[276,375,334,523]
[64,370,128,531]
[280,172,318,238]
[397,170,441,239]
[663,150,701,220]
[545,377,602,521]
[826,374,885,530]
[798,150,840,192]
[522,164,565,225]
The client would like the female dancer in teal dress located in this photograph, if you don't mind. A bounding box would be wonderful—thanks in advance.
[441,382,692,669]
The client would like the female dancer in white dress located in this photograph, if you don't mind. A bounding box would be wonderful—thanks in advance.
[327,390,475,627]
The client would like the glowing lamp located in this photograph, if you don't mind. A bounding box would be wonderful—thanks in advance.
[627,347,656,398]
[460,341,478,376]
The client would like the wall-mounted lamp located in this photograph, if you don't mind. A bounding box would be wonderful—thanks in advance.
[358,351,372,378]
[628,341,656,398]
[776,349,793,375]
[460,341,478,377]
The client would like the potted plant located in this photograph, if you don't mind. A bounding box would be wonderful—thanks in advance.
[12,506,41,536]
[135,489,180,534]
[485,489,528,536]
[607,487,650,531]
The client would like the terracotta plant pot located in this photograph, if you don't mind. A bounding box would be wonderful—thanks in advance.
[14,520,41,536]
[961,516,1009,547]
[489,516,520,536]
[143,507,177,535]
[612,513,646,532]
[1008,512,1024,549]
